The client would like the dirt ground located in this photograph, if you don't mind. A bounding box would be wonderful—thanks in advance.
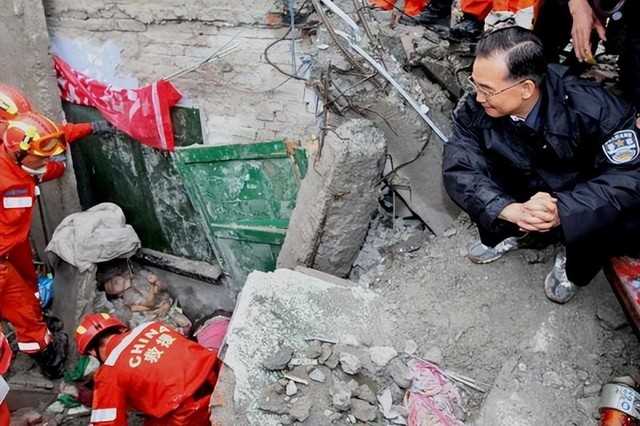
[355,211,639,424]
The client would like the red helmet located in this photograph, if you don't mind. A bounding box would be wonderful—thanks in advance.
[0,84,32,121]
[2,112,66,157]
[75,313,127,355]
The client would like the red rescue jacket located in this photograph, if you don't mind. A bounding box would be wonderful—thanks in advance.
[89,321,219,426]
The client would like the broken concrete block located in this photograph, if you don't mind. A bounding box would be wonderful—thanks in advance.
[277,119,387,277]
[339,352,362,375]
[369,346,398,367]
[309,368,327,383]
[355,384,376,404]
[388,358,412,389]
[285,381,298,396]
[262,346,294,371]
[289,397,312,422]
[218,269,393,425]
[332,383,352,411]
[351,398,377,422]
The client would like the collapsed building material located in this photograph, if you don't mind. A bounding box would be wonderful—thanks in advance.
[277,119,386,277]
[135,248,222,284]
[211,268,396,424]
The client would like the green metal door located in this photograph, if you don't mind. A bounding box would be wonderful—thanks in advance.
[173,140,307,290]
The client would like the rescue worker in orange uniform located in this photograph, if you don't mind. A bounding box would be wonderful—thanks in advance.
[369,0,428,18]
[417,0,540,38]
[76,313,223,426]
[0,84,113,379]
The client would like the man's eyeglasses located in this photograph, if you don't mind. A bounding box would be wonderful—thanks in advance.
[467,76,528,100]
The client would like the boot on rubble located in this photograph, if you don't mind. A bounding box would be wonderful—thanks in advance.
[415,0,453,25]
[31,331,68,380]
[449,14,484,39]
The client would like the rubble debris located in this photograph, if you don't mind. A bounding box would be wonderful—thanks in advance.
[309,368,327,383]
[369,346,398,367]
[286,381,298,396]
[351,398,377,422]
[355,384,376,403]
[542,371,564,388]
[263,346,295,371]
[135,247,222,283]
[339,352,362,375]
[331,381,352,411]
[277,119,387,277]
[388,358,413,389]
[215,269,394,424]
[289,397,312,422]
[596,302,628,330]
[422,346,444,366]
[403,340,418,355]
[305,340,323,359]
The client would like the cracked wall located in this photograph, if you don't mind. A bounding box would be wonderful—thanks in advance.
[43,0,318,146]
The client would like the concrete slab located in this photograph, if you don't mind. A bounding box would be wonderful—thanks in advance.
[277,119,386,277]
[213,268,396,425]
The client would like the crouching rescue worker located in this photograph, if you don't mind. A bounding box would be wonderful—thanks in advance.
[0,83,114,379]
[76,313,222,426]
[443,27,640,304]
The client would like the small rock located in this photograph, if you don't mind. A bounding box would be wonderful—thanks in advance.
[443,227,457,237]
[309,368,326,383]
[332,381,352,411]
[369,346,398,367]
[355,384,376,403]
[341,334,360,346]
[517,363,527,372]
[339,352,362,375]
[259,392,289,415]
[378,388,393,418]
[583,384,602,397]
[286,381,298,396]
[543,371,564,388]
[388,358,412,389]
[306,340,323,359]
[263,346,294,371]
[351,398,377,422]
[324,409,334,417]
[329,412,343,422]
[324,352,340,369]
[423,347,443,366]
[289,398,312,422]
[46,402,65,414]
[347,414,357,424]
[576,396,599,419]
[577,370,589,381]
[388,383,405,404]
[280,414,293,425]
[597,303,628,330]
[403,339,418,355]
[319,343,333,364]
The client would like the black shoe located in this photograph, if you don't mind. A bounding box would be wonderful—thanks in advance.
[31,331,68,380]
[450,14,483,40]
[415,0,452,25]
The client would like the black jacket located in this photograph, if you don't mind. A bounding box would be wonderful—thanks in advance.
[443,65,640,244]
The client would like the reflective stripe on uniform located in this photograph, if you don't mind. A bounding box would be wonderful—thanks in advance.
[0,376,9,404]
[104,322,151,366]
[90,408,117,423]
[17,341,40,352]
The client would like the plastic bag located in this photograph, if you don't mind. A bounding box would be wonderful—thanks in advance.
[38,274,54,308]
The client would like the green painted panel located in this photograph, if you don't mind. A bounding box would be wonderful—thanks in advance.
[174,140,307,290]
[63,102,215,262]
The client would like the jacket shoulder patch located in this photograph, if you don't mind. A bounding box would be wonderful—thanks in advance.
[602,130,639,164]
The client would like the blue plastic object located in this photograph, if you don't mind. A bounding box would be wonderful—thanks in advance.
[37,274,54,309]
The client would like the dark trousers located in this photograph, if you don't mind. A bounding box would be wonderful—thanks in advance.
[478,214,640,287]
[533,0,640,110]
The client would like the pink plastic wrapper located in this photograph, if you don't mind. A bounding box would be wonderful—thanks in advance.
[406,359,465,426]
[195,316,230,354]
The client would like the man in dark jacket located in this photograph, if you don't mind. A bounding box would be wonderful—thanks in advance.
[443,26,640,303]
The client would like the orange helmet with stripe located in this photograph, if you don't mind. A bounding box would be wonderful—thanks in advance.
[0,83,32,121]
[2,112,67,157]
[76,313,127,356]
